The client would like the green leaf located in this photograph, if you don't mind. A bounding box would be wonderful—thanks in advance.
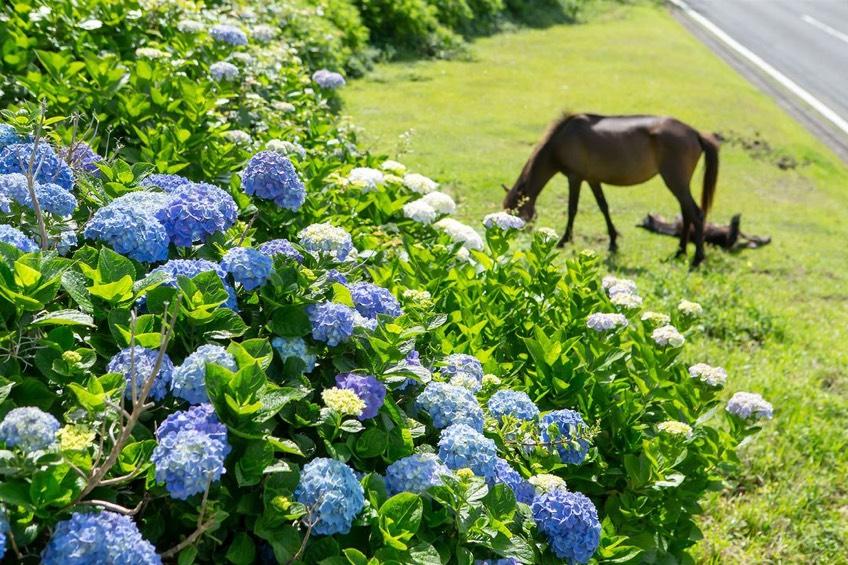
[379,493,423,550]
[226,532,256,565]
[97,247,135,283]
[355,428,387,458]
[343,548,369,565]
[31,309,95,327]
[269,305,311,337]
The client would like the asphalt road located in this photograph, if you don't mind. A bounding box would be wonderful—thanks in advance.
[672,0,848,160]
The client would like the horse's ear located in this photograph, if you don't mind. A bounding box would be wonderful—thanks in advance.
[501,184,510,193]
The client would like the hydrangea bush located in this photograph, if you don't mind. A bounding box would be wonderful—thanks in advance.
[0,5,772,563]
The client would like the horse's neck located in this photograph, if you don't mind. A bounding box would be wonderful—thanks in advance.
[523,144,558,199]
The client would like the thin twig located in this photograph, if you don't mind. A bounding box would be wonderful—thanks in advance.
[25,105,49,250]
[236,211,258,246]
[286,518,315,565]
[78,498,143,515]
[160,518,217,559]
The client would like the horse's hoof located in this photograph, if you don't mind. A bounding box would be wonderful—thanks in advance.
[609,243,618,253]
[556,239,568,249]
[690,255,705,269]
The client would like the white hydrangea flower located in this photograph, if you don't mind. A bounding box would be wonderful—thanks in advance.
[657,420,693,438]
[688,363,727,387]
[252,24,276,41]
[348,167,384,192]
[381,160,407,175]
[455,247,472,263]
[29,6,52,22]
[266,139,306,158]
[273,101,296,113]
[611,293,643,309]
[78,18,103,30]
[402,200,437,224]
[641,311,670,325]
[135,48,169,59]
[586,313,628,332]
[224,130,251,145]
[483,212,525,231]
[403,172,438,194]
[535,227,558,242]
[434,218,483,250]
[678,300,703,316]
[321,388,365,417]
[726,392,773,420]
[177,19,204,33]
[529,474,566,494]
[420,191,455,215]
[603,276,637,296]
[652,324,685,347]
[482,373,501,387]
[402,289,432,305]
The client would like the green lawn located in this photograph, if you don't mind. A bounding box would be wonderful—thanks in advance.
[344,4,848,563]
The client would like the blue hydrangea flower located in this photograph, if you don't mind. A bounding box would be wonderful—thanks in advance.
[152,405,231,500]
[107,346,174,402]
[59,142,102,175]
[488,458,535,504]
[271,336,316,372]
[488,390,540,422]
[540,409,590,465]
[172,345,237,404]
[307,302,356,346]
[41,511,161,565]
[210,61,239,81]
[258,238,303,263]
[298,223,353,261]
[140,173,192,192]
[531,488,601,563]
[221,247,272,290]
[0,508,7,560]
[0,173,77,215]
[56,230,77,255]
[325,269,348,284]
[416,382,483,431]
[110,190,173,216]
[0,224,38,252]
[438,423,498,479]
[241,151,306,210]
[0,192,9,214]
[335,373,386,420]
[150,259,238,309]
[0,406,60,452]
[294,458,365,536]
[156,182,237,246]
[210,24,248,46]
[312,69,346,89]
[476,559,519,565]
[0,143,74,190]
[348,282,402,319]
[384,453,451,496]
[0,124,24,152]
[441,354,484,384]
[84,204,169,262]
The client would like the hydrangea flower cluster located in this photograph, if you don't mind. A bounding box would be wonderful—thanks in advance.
[0,143,74,190]
[688,363,727,387]
[0,224,38,252]
[226,130,252,146]
[298,223,353,261]
[0,173,77,216]
[156,182,237,246]
[384,453,451,495]
[488,390,540,421]
[434,218,484,250]
[726,392,774,420]
[242,151,306,210]
[312,69,346,89]
[84,202,169,262]
[266,140,306,159]
[107,346,175,402]
[611,292,642,309]
[540,409,590,464]
[151,404,231,500]
[438,423,498,479]
[0,508,7,560]
[416,381,484,431]
[658,420,693,438]
[0,406,60,452]
[257,238,303,263]
[41,511,161,565]
[150,259,238,310]
[652,324,685,347]
[335,373,386,420]
[251,24,276,42]
[210,24,248,46]
[531,488,601,563]
[210,61,239,81]
[422,191,456,214]
[221,247,272,290]
[140,173,191,192]
[381,159,406,174]
[59,142,102,175]
[602,275,637,296]
[402,199,437,224]
[403,172,438,194]
[528,473,566,494]
[348,281,402,319]
[171,345,238,404]
[641,311,670,325]
[294,458,365,535]
[271,336,316,372]
[586,312,628,332]
[347,167,384,191]
[322,387,365,416]
[308,302,356,346]
[483,211,526,231]
[489,458,535,504]
[678,299,703,316]
[0,124,23,151]
[441,353,484,387]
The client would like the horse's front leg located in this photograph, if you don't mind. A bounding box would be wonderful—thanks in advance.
[557,177,582,248]
[588,182,618,252]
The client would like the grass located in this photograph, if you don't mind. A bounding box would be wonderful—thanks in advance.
[343,3,848,563]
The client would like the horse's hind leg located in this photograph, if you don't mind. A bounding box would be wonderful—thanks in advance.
[557,177,582,248]
[588,182,618,252]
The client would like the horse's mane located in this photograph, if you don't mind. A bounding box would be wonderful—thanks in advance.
[519,112,578,179]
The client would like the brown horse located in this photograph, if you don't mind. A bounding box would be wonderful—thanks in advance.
[502,113,719,266]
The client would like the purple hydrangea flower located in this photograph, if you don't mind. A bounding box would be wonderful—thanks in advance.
[210,61,239,81]
[156,182,238,246]
[221,247,272,290]
[307,302,356,346]
[348,282,402,319]
[438,423,498,479]
[335,373,386,420]
[726,392,773,420]
[258,238,303,263]
[107,346,174,402]
[531,488,601,563]
[0,143,74,190]
[59,142,102,175]
[294,458,365,536]
[312,69,346,89]
[241,151,306,210]
[0,224,38,252]
[41,511,161,564]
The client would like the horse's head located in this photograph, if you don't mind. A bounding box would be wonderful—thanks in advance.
[502,182,536,221]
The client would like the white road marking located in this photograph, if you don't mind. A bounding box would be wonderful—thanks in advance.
[801,14,848,46]
[669,0,848,137]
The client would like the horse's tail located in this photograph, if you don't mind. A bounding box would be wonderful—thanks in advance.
[697,131,719,217]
